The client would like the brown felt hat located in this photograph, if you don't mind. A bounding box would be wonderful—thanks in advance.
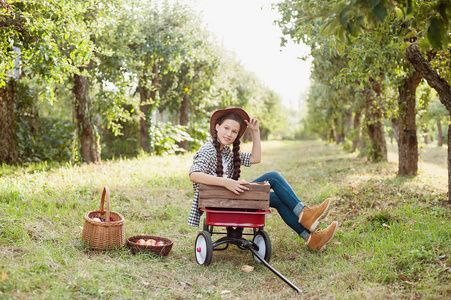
[210,106,250,138]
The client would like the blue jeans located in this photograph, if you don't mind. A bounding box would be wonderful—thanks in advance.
[252,171,310,239]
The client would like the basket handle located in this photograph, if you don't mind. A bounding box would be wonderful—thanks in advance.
[99,186,111,223]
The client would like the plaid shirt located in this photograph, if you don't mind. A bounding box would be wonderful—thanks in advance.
[188,139,251,227]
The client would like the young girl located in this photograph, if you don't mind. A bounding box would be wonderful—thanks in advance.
[188,107,338,251]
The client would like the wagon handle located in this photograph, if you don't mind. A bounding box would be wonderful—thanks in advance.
[244,241,302,293]
[99,186,111,224]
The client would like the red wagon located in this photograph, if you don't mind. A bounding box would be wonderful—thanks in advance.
[193,183,301,293]
[194,208,272,266]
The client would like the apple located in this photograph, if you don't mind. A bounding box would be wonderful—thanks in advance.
[92,217,101,222]
[146,239,156,246]
[136,239,146,245]
[156,241,165,246]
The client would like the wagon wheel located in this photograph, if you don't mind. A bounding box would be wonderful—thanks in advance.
[252,230,271,263]
[195,231,213,266]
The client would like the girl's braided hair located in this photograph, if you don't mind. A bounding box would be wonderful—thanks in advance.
[212,113,243,180]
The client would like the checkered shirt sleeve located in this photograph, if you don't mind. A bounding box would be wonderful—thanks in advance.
[187,141,252,227]
[240,151,251,167]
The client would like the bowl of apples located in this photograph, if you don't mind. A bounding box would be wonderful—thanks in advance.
[126,235,173,256]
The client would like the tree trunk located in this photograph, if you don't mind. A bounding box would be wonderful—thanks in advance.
[351,111,362,152]
[449,123,451,200]
[406,43,451,203]
[423,129,429,144]
[363,81,387,162]
[178,94,189,151]
[0,79,17,164]
[437,119,444,146]
[333,118,340,144]
[391,118,400,145]
[397,71,422,175]
[74,63,98,164]
[138,63,159,153]
[138,76,151,153]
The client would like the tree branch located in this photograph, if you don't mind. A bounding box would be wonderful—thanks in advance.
[406,43,451,112]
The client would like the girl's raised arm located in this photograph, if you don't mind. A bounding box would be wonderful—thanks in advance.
[245,117,261,164]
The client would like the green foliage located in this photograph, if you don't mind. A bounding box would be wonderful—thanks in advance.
[149,122,193,155]
[0,0,94,96]
[186,122,210,151]
[13,81,74,164]
[2,0,288,166]
[17,118,75,164]
[276,0,449,162]
[309,0,451,51]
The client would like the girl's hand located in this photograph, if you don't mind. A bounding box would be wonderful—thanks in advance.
[223,178,249,195]
[245,117,259,133]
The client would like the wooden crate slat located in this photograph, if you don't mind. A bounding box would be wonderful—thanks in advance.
[198,182,270,209]
[200,183,269,192]
[198,198,269,209]
[199,190,268,200]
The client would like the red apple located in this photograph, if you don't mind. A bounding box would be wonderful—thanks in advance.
[156,241,165,246]
[136,239,146,245]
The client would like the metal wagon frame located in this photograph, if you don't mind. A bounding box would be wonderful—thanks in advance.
[194,207,301,293]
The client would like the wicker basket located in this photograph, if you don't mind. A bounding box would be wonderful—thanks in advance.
[82,186,125,250]
[127,235,173,256]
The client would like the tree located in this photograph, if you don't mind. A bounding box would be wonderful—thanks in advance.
[159,20,219,151]
[276,0,450,174]
[276,0,391,162]
[71,0,132,163]
[327,0,451,198]
[125,1,197,153]
[0,0,93,165]
[280,0,451,200]
[406,43,451,199]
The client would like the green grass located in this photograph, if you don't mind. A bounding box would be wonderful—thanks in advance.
[0,140,450,299]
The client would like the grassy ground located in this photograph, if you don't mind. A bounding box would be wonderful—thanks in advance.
[0,140,450,299]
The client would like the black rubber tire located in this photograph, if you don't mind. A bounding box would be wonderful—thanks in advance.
[195,230,213,266]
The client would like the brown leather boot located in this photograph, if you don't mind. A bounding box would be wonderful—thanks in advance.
[298,198,331,232]
[305,221,338,251]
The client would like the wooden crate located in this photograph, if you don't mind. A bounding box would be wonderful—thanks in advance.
[198,182,270,209]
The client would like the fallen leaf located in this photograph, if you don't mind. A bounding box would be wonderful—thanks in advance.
[0,272,7,281]
[241,265,254,273]
[334,241,341,245]
[433,246,439,252]
[382,223,391,230]
[398,274,408,281]
[342,254,350,260]
[221,290,231,295]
